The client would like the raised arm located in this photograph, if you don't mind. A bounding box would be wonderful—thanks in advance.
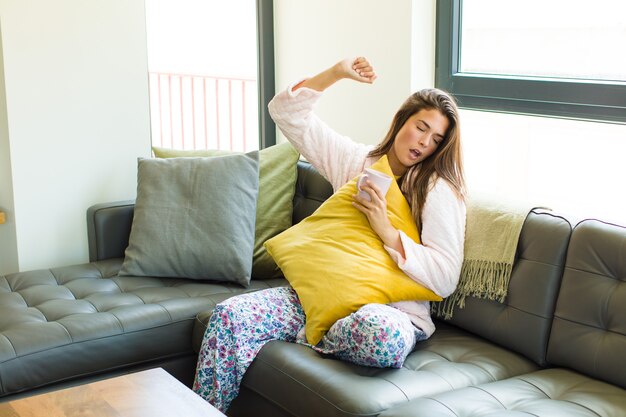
[268,57,376,190]
[293,57,377,92]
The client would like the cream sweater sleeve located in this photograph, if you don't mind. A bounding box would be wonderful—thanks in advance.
[386,179,466,298]
[268,82,372,190]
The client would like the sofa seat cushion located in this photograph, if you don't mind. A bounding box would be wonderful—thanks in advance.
[0,258,287,397]
[378,368,626,417]
[228,322,538,417]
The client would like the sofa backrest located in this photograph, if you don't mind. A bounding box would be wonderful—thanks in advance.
[547,219,626,388]
[442,211,572,366]
[292,160,333,224]
[87,200,135,262]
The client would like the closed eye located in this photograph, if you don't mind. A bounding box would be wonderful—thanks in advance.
[417,117,445,145]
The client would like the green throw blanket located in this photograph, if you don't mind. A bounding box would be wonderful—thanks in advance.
[434,194,538,319]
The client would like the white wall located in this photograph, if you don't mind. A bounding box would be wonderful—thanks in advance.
[0,0,151,273]
[273,0,436,145]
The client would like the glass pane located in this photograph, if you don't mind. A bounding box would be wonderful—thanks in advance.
[460,0,626,82]
[145,0,259,152]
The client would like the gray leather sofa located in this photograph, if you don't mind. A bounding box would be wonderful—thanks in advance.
[1,161,624,416]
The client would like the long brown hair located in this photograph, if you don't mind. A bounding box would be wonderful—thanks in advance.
[368,88,465,230]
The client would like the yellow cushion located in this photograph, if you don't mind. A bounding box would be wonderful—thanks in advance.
[264,155,442,345]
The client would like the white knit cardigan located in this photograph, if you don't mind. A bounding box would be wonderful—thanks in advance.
[268,83,466,337]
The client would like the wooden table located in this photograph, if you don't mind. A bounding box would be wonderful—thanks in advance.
[0,368,225,417]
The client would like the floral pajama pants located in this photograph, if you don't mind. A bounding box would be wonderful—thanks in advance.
[192,287,426,413]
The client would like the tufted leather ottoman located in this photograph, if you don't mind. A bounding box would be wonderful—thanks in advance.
[0,257,286,398]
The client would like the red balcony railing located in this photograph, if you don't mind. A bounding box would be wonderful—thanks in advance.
[148,72,258,152]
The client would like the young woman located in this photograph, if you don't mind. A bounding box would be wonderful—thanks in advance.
[193,57,467,413]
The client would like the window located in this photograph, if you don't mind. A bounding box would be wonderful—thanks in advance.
[145,0,274,152]
[436,0,626,123]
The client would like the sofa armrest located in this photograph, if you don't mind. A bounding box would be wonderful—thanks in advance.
[87,200,135,262]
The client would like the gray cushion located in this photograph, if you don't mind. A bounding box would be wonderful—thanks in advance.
[119,152,259,286]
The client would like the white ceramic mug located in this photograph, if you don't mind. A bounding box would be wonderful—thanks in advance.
[357,168,393,202]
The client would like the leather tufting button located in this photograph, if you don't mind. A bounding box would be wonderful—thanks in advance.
[18,285,75,306]
[0,307,47,330]
[5,269,58,291]
[0,292,28,308]
[37,299,98,322]
[63,278,121,299]
[85,293,143,312]
[50,263,108,285]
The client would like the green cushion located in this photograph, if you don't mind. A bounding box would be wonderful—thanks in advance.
[119,152,260,286]
[153,143,300,278]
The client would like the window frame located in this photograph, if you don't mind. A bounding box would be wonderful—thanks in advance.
[435,0,626,124]
[257,0,276,147]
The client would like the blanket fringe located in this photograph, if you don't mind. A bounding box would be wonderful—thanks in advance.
[432,259,513,320]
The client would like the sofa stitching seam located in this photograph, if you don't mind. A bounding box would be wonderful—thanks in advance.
[551,315,622,336]
[425,396,461,416]
[0,333,17,359]
[472,385,511,411]
[515,376,602,417]
[404,357,457,391]
[563,266,622,281]
[90,272,127,332]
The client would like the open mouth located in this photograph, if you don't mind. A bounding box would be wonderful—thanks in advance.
[410,149,421,159]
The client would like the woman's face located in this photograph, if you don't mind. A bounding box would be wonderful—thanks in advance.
[387,108,449,176]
